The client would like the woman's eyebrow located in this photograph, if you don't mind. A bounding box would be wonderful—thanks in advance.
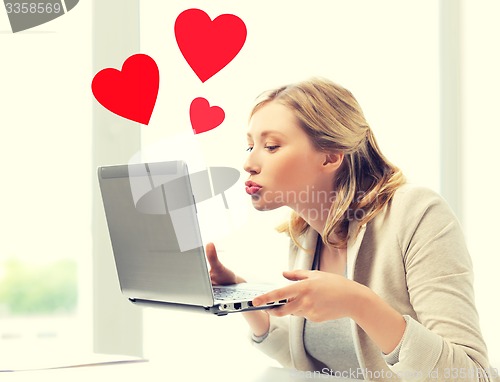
[246,130,287,139]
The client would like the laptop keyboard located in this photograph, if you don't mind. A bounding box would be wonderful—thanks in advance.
[213,286,262,301]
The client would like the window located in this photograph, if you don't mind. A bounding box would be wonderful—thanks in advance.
[0,1,92,361]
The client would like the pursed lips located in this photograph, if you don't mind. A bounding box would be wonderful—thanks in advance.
[245,180,262,195]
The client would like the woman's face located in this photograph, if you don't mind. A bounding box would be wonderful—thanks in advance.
[244,101,334,212]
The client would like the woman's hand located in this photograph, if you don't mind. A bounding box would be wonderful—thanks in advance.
[206,242,269,336]
[252,269,407,354]
[252,270,365,322]
[205,242,246,285]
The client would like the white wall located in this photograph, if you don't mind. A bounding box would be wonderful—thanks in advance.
[462,0,500,363]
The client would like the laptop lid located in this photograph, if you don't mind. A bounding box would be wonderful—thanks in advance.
[97,160,214,307]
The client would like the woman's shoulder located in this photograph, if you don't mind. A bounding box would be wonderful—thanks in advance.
[392,183,443,203]
[389,183,452,215]
[384,183,460,234]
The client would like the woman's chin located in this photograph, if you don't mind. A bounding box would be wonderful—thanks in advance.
[248,190,284,211]
[250,197,279,211]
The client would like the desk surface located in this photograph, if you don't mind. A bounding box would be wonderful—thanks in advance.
[0,364,355,382]
[0,357,355,382]
[2,354,498,382]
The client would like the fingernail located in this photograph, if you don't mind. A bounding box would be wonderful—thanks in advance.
[253,299,261,306]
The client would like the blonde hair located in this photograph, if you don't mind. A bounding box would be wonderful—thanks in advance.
[250,78,406,249]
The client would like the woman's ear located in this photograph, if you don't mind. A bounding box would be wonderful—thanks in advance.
[322,152,344,173]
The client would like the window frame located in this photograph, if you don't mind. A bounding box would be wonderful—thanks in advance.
[91,0,143,357]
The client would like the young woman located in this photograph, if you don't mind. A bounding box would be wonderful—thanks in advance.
[206,78,494,381]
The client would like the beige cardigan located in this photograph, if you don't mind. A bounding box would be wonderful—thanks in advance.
[250,184,496,381]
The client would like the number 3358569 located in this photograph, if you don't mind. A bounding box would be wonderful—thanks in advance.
[5,2,62,14]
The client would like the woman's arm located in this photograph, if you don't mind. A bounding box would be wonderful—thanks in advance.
[352,284,407,354]
[242,309,270,338]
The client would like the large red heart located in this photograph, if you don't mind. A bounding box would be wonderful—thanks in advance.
[91,54,159,125]
[175,8,247,83]
[190,97,225,134]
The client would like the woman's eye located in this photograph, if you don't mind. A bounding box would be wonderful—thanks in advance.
[246,145,279,152]
[265,145,280,152]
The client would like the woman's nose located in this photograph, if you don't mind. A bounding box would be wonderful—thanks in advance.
[243,152,260,174]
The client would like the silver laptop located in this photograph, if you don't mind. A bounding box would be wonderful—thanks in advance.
[97,160,286,316]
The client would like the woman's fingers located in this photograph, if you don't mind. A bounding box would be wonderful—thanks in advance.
[206,242,239,285]
[253,283,299,307]
[205,242,218,264]
[282,269,312,281]
[206,242,225,273]
[267,298,301,317]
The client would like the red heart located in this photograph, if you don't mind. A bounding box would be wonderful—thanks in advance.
[190,97,225,134]
[91,54,159,125]
[175,8,247,83]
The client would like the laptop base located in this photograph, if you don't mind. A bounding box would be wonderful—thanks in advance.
[129,298,284,316]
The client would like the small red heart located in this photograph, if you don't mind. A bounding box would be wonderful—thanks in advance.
[190,97,225,134]
[91,54,159,125]
[175,8,247,83]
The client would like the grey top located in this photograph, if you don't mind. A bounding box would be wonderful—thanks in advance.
[303,317,362,378]
[302,235,362,378]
